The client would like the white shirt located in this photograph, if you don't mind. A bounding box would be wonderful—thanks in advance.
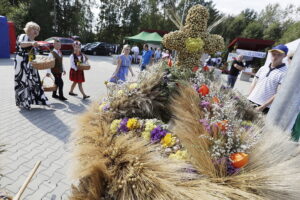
[70,54,87,71]
[131,46,139,53]
[248,64,288,107]
[47,49,64,73]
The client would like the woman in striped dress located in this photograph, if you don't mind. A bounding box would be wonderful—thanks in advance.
[14,22,48,110]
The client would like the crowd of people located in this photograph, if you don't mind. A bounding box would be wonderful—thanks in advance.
[14,21,174,110]
[15,21,90,110]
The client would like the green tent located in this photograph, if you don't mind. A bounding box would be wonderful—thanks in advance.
[125,31,162,44]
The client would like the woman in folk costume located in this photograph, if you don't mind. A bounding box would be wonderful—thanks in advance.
[14,21,49,110]
[46,39,67,101]
[69,41,90,99]
[110,44,135,83]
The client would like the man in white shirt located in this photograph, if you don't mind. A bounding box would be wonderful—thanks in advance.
[46,39,67,101]
[248,44,288,114]
[131,45,139,64]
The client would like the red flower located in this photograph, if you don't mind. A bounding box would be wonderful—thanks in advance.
[198,84,209,96]
[216,120,228,131]
[203,65,209,71]
[192,66,199,72]
[230,153,249,168]
[168,59,172,67]
[212,96,220,104]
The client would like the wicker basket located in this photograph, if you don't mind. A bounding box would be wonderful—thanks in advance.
[78,63,91,70]
[42,76,57,92]
[31,55,55,70]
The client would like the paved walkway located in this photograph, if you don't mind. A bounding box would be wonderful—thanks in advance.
[0,56,251,199]
[0,55,140,199]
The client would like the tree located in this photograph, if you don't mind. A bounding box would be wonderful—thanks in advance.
[0,0,13,16]
[242,21,264,39]
[279,21,300,44]
[7,2,31,36]
[263,22,283,41]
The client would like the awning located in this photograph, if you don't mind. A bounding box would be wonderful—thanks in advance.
[125,31,162,44]
[228,37,275,51]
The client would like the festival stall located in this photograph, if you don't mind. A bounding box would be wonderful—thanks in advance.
[125,31,163,44]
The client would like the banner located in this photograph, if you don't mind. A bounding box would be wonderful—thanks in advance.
[236,49,266,58]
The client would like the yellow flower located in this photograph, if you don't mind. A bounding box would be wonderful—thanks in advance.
[145,120,156,132]
[117,90,124,96]
[99,102,107,111]
[185,37,204,53]
[161,133,176,148]
[142,131,151,141]
[104,81,108,85]
[126,118,140,130]
[110,119,121,134]
[129,83,138,90]
[169,150,188,160]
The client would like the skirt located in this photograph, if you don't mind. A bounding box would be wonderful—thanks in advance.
[14,55,49,109]
[70,68,85,83]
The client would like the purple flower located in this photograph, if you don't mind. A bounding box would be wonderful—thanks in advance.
[193,84,199,91]
[242,125,252,131]
[184,168,198,173]
[151,126,168,143]
[118,118,129,133]
[199,119,210,132]
[214,157,240,175]
[200,100,210,109]
[226,158,240,175]
[103,103,110,111]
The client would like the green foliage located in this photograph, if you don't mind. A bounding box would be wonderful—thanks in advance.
[0,0,13,16]
[279,21,300,44]
[7,2,30,36]
[263,22,283,41]
[4,0,300,46]
[242,21,264,39]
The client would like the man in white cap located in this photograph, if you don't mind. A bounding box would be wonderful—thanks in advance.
[248,44,288,114]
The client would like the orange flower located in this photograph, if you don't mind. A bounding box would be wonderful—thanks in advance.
[198,84,209,96]
[230,153,249,168]
[168,59,172,67]
[203,65,209,71]
[212,96,220,104]
[216,120,228,131]
[192,66,199,72]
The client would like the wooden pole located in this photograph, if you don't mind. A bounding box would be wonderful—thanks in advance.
[13,161,41,200]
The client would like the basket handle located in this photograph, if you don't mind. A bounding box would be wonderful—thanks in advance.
[41,75,55,85]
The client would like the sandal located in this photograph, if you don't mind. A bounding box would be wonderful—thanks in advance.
[69,92,78,96]
[83,95,90,100]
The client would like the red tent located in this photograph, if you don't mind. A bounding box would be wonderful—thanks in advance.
[8,21,16,53]
[228,37,275,51]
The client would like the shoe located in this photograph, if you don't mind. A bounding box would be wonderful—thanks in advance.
[69,92,78,96]
[59,96,68,101]
[52,94,59,98]
[83,95,90,100]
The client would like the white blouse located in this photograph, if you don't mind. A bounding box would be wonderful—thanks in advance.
[70,54,87,71]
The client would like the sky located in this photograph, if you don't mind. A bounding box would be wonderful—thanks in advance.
[212,0,300,15]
